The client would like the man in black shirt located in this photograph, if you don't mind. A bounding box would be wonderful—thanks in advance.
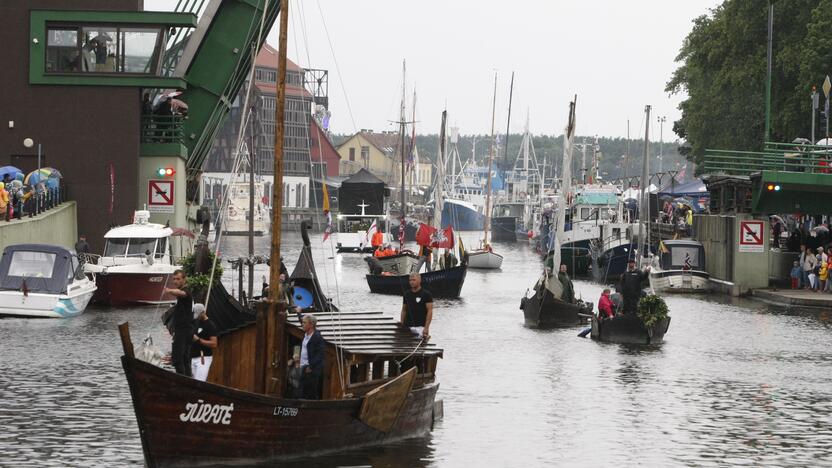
[618,259,650,315]
[401,273,433,339]
[165,270,193,376]
[190,303,217,381]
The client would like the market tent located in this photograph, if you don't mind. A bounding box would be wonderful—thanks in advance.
[658,179,707,197]
[337,169,388,215]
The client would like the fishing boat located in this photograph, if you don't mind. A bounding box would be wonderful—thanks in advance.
[366,260,468,298]
[85,210,185,306]
[592,105,671,344]
[590,314,671,344]
[0,244,96,318]
[521,97,593,327]
[223,179,269,236]
[648,240,709,292]
[365,250,424,276]
[119,6,442,464]
[466,73,503,270]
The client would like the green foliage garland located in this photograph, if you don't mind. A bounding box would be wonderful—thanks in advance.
[180,249,223,302]
[637,294,669,328]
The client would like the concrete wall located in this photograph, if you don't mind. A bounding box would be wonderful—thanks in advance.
[0,201,77,251]
[693,213,770,296]
[769,250,799,285]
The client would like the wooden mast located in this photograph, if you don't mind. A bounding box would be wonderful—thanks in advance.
[483,72,497,247]
[265,0,289,397]
[640,105,651,259]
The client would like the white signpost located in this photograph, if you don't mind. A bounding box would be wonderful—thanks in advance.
[148,180,174,213]
[738,220,765,253]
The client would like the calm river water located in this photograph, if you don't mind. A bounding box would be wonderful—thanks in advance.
[3,232,832,467]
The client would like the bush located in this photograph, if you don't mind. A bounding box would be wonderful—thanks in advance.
[180,248,223,302]
[637,294,669,327]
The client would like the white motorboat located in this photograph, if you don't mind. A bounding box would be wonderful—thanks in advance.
[84,210,184,306]
[467,250,504,269]
[0,244,96,318]
[649,239,710,293]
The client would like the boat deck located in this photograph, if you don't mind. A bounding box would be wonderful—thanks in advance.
[288,310,443,358]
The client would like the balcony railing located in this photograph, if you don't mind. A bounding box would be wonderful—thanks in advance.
[704,143,832,175]
[141,115,184,144]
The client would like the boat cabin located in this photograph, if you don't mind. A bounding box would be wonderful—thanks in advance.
[0,244,81,294]
[206,308,442,400]
[98,211,174,266]
[657,240,705,271]
[493,202,526,218]
[571,188,623,223]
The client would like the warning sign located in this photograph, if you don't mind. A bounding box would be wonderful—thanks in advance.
[738,220,765,253]
[148,180,174,213]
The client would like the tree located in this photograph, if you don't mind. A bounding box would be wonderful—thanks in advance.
[667,1,827,170]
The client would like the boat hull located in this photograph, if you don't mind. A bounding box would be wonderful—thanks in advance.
[520,284,592,328]
[467,251,503,269]
[560,247,591,277]
[491,216,517,242]
[441,201,484,231]
[372,253,424,275]
[121,356,439,467]
[649,270,710,293]
[93,272,176,306]
[0,286,96,318]
[590,314,671,344]
[366,266,467,298]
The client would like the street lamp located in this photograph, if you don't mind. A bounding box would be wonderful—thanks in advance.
[22,138,42,171]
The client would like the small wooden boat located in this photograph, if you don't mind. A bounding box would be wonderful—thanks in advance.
[649,240,709,293]
[590,314,670,344]
[0,244,96,318]
[520,276,593,328]
[467,250,503,269]
[365,251,424,275]
[366,264,467,298]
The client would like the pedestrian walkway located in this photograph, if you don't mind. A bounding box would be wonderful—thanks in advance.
[752,288,832,308]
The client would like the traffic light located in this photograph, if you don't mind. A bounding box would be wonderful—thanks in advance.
[156,167,175,177]
[766,183,781,192]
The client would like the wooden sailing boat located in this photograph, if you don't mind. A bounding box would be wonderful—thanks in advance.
[520,97,593,327]
[591,104,670,344]
[117,5,443,465]
[371,63,423,275]
[468,73,504,270]
[366,108,468,298]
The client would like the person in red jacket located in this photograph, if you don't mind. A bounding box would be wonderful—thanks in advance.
[598,288,615,319]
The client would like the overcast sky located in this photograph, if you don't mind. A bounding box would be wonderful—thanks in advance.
[149,0,722,139]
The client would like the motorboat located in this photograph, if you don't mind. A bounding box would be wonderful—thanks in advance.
[85,210,184,306]
[335,213,391,253]
[0,244,96,318]
[365,251,424,275]
[223,180,269,236]
[649,240,709,292]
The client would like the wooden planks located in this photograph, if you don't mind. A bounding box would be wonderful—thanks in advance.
[358,367,416,432]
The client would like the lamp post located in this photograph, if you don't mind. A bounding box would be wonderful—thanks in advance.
[657,116,666,173]
[23,138,41,171]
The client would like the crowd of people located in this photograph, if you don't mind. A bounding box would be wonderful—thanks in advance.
[0,172,64,222]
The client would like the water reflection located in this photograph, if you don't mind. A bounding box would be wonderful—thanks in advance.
[3,233,832,466]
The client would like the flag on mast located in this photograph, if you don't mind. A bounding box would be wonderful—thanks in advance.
[322,183,333,242]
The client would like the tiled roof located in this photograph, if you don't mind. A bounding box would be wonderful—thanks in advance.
[255,43,302,71]
[346,131,401,156]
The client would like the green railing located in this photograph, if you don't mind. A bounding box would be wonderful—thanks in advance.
[140,115,184,144]
[704,144,832,175]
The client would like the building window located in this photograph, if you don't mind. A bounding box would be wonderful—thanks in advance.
[361,146,370,167]
[349,148,355,162]
[45,25,162,74]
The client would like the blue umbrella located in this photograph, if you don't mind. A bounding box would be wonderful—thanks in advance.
[0,166,22,181]
[24,171,42,186]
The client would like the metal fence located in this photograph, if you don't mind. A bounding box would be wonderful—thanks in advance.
[140,115,184,144]
[704,142,832,175]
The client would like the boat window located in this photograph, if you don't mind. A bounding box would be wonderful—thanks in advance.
[580,208,591,219]
[104,238,129,257]
[8,251,57,278]
[156,237,167,259]
[670,246,701,267]
[127,238,157,257]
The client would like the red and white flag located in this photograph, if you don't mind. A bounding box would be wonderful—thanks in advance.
[415,224,454,249]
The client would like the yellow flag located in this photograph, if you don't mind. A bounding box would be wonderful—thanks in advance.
[322,183,330,213]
